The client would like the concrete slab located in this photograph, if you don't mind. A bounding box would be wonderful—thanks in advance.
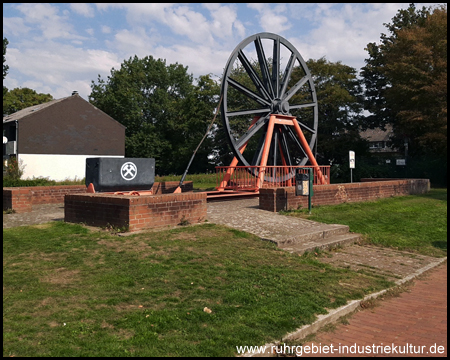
[207,198,360,253]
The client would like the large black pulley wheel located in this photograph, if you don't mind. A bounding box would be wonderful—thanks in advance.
[221,32,318,181]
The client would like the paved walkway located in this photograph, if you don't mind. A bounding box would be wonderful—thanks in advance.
[3,203,65,229]
[297,262,447,357]
[207,198,351,248]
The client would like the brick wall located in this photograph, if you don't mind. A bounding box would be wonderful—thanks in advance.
[3,188,33,213]
[259,179,430,212]
[3,185,86,213]
[65,191,207,232]
[3,181,193,213]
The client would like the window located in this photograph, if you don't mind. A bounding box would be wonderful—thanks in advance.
[369,141,385,149]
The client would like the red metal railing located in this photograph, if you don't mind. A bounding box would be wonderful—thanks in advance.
[215,165,330,191]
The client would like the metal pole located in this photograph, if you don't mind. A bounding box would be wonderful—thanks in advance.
[308,168,312,215]
[175,95,223,192]
[350,168,353,183]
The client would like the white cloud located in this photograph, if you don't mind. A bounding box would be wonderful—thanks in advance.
[285,3,430,71]
[3,17,31,36]
[94,3,245,47]
[14,3,84,41]
[247,3,291,33]
[203,4,240,40]
[95,3,174,24]
[154,43,230,79]
[109,28,156,58]
[3,44,121,99]
[164,6,214,45]
[3,2,445,102]
[70,3,95,18]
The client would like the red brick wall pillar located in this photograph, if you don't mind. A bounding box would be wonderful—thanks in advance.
[3,188,33,213]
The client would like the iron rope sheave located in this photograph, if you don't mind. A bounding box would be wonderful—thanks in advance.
[220,32,320,183]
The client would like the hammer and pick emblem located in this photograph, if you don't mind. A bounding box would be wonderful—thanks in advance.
[121,162,137,181]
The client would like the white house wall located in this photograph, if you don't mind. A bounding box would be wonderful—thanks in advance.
[18,154,124,181]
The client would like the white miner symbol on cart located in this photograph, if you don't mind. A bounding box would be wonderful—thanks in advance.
[121,162,137,181]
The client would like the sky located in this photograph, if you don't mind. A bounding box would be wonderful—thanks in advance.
[3,3,444,101]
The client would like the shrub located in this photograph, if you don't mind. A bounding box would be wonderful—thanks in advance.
[4,157,25,180]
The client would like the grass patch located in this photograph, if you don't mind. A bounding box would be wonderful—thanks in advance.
[155,173,217,191]
[3,222,392,357]
[281,188,447,257]
[3,173,218,191]
[3,176,85,187]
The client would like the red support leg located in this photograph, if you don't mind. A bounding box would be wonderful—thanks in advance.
[256,115,276,189]
[291,118,326,185]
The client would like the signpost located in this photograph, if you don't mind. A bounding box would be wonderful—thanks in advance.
[349,150,355,183]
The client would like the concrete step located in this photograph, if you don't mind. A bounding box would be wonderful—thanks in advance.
[280,233,362,255]
[274,224,350,248]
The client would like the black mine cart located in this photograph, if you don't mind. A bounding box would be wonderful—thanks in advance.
[85,157,155,193]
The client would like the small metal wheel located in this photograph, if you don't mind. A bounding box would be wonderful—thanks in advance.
[220,32,318,181]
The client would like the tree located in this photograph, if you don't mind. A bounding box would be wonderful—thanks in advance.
[3,37,9,98]
[361,3,447,158]
[89,55,220,175]
[3,37,8,80]
[383,6,447,157]
[3,87,53,115]
[298,57,369,167]
[361,4,430,130]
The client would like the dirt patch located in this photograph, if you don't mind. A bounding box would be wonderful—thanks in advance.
[101,320,115,329]
[40,268,80,285]
[19,251,67,263]
[114,328,135,340]
[171,232,198,241]
[97,239,153,257]
[83,249,105,267]
[33,223,53,229]
[39,297,58,307]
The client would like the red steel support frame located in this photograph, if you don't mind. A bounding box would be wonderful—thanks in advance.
[290,117,326,185]
[217,114,326,191]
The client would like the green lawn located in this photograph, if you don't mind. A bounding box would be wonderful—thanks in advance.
[3,222,391,357]
[3,189,446,356]
[155,173,217,191]
[281,188,447,257]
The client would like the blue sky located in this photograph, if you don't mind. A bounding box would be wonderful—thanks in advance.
[3,3,444,101]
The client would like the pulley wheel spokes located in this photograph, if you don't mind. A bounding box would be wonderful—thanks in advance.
[221,32,318,181]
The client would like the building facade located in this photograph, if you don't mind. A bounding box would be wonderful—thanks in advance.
[3,93,126,181]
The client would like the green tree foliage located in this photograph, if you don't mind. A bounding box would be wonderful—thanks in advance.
[3,37,8,80]
[3,37,9,97]
[361,4,430,130]
[3,87,53,115]
[89,55,220,175]
[361,4,447,158]
[383,5,447,157]
[302,57,368,167]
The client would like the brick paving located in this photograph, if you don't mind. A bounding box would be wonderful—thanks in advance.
[296,262,447,357]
